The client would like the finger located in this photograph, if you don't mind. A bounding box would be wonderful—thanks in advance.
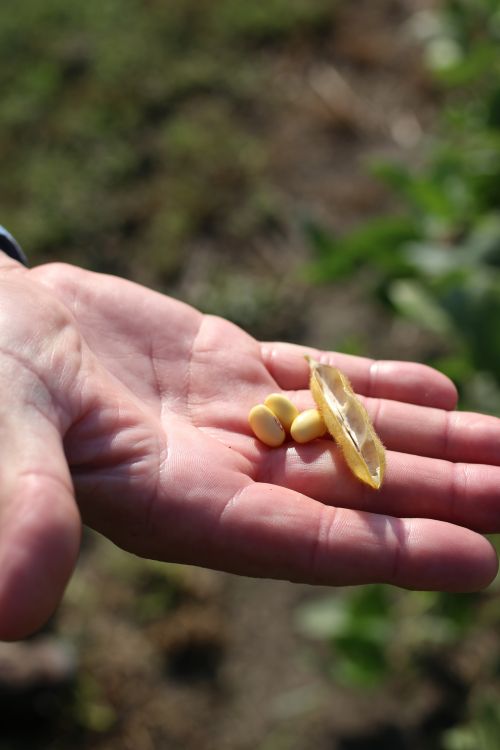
[0,412,81,640]
[260,444,500,533]
[116,425,496,591]
[261,342,457,409]
[168,483,497,591]
[284,390,500,464]
[369,400,500,464]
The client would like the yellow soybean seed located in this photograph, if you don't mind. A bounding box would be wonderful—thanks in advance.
[290,408,327,444]
[248,404,286,447]
[264,393,299,432]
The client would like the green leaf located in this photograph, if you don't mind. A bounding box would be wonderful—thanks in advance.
[388,279,455,336]
[404,242,464,276]
[305,216,417,282]
[332,633,389,687]
[294,596,348,639]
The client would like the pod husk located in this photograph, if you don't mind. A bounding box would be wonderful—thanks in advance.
[307,357,386,489]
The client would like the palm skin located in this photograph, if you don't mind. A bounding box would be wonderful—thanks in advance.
[0,255,499,640]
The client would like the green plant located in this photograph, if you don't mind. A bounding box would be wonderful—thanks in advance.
[443,693,500,750]
[299,8,500,747]
[295,586,479,688]
[306,0,500,412]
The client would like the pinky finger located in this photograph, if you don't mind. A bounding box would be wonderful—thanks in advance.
[261,342,458,410]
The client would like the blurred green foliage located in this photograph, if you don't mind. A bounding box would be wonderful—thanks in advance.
[295,585,480,688]
[444,694,500,750]
[295,579,500,747]
[308,0,500,414]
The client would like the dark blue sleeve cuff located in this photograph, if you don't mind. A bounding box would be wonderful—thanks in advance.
[0,226,28,266]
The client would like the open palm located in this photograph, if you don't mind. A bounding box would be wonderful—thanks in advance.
[1,256,499,639]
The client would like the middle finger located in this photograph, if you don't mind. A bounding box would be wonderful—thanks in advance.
[286,390,500,465]
[259,443,500,534]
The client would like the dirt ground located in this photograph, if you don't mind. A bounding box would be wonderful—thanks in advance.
[0,3,454,749]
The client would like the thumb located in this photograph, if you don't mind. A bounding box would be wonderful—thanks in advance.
[0,407,81,640]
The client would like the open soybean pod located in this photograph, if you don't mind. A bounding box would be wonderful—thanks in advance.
[307,357,386,489]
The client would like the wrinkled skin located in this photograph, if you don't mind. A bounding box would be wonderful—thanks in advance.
[0,255,499,640]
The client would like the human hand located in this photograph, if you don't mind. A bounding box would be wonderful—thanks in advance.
[0,256,499,639]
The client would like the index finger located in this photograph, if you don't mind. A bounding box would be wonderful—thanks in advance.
[156,481,498,592]
[261,342,457,410]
